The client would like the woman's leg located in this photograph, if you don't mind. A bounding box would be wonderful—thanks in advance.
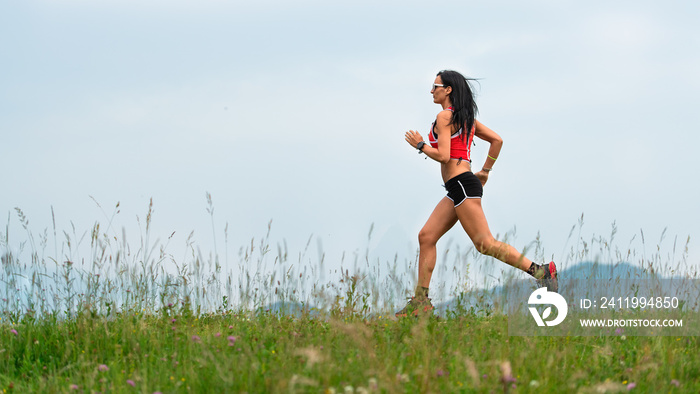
[417,197,459,288]
[396,197,458,317]
[453,198,532,271]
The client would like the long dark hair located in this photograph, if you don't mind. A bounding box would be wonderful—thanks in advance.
[437,70,478,137]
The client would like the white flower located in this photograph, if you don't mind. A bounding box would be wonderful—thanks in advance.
[368,377,378,391]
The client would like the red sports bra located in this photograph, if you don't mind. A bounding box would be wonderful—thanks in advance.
[428,106,475,162]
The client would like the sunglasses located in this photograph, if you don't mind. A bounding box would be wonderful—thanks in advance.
[432,83,446,90]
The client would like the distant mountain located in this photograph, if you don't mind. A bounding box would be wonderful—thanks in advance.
[559,261,663,280]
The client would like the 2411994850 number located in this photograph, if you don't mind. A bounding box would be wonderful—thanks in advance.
[579,296,680,309]
[599,296,679,309]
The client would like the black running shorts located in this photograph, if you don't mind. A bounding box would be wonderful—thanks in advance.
[444,172,483,207]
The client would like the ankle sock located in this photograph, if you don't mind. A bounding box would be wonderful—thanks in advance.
[526,263,543,278]
[415,286,429,298]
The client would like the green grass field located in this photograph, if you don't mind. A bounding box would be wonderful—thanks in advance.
[2,309,698,393]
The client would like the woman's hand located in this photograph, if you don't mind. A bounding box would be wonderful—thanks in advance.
[474,170,489,186]
[404,130,424,149]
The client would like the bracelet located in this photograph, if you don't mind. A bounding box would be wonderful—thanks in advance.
[482,167,493,172]
[488,155,498,161]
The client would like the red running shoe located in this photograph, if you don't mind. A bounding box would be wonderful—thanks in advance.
[395,296,434,318]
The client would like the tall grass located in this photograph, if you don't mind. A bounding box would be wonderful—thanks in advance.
[1,199,696,320]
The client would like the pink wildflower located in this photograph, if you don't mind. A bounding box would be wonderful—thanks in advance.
[10,329,18,336]
[98,364,109,372]
[191,335,201,343]
[127,379,135,387]
[627,382,636,390]
[671,379,680,387]
[70,384,79,390]
[215,332,221,337]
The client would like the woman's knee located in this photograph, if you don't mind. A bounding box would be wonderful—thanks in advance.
[418,228,440,247]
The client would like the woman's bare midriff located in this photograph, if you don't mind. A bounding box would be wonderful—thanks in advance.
[441,159,473,183]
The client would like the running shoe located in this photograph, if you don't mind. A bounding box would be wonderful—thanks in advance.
[536,261,559,293]
[395,296,434,318]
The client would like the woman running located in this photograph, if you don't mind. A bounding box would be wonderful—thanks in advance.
[396,70,558,318]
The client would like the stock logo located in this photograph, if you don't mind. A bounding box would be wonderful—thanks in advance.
[528,287,568,327]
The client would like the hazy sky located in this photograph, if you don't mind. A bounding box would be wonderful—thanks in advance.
[2,0,699,277]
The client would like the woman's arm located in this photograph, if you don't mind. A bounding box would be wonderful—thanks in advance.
[473,120,503,185]
[405,111,452,164]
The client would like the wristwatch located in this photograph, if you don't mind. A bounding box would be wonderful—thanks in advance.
[416,141,425,153]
